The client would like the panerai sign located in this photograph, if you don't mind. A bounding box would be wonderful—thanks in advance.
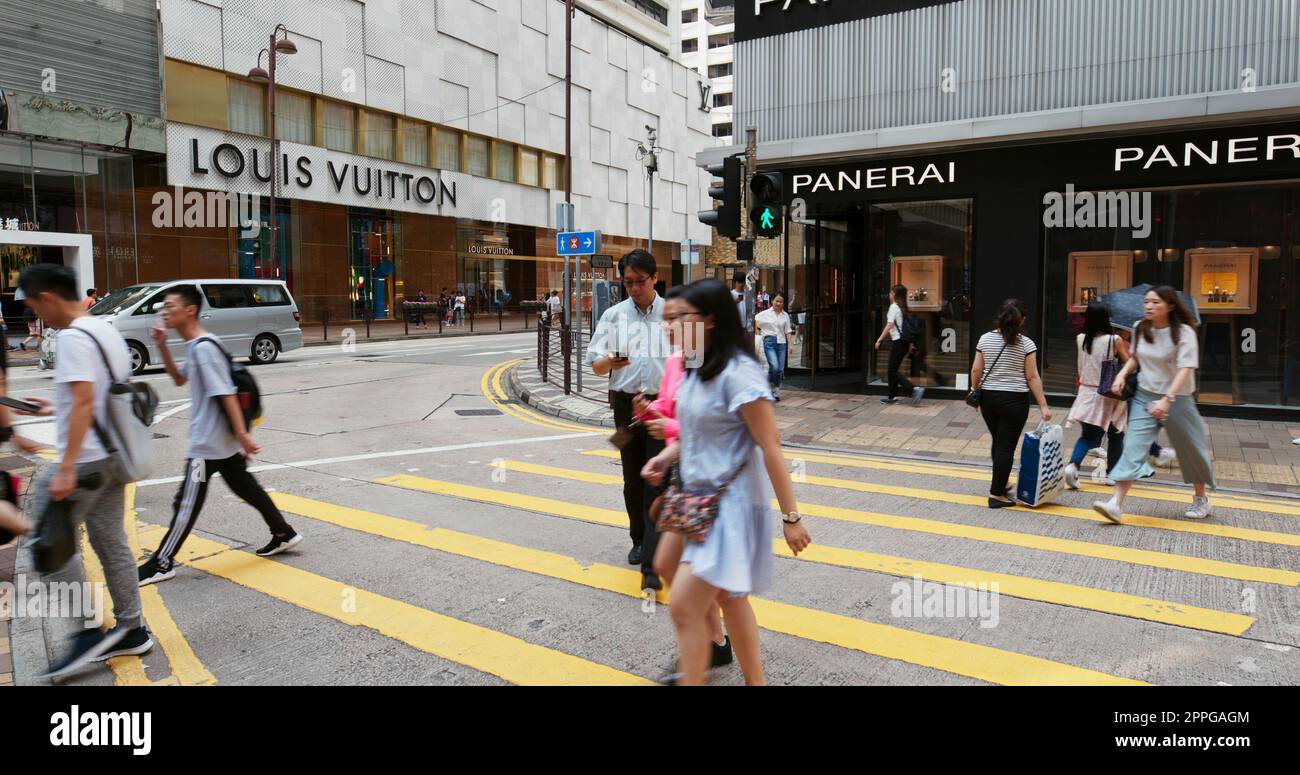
[1114,133,1300,171]
[792,161,956,194]
[188,138,457,207]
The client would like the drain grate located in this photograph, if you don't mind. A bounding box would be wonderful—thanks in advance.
[454,409,504,417]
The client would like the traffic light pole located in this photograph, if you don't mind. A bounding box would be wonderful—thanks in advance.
[742,127,758,337]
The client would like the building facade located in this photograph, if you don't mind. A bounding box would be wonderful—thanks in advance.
[707,0,1300,416]
[679,0,734,143]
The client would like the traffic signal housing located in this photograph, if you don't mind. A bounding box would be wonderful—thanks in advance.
[749,172,783,238]
[698,154,743,240]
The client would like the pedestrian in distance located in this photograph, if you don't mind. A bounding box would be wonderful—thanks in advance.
[81,288,97,310]
[875,284,925,406]
[970,299,1053,508]
[642,278,810,686]
[754,290,793,402]
[137,284,302,586]
[1094,286,1215,523]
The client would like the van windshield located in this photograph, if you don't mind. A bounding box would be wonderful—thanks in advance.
[90,285,160,316]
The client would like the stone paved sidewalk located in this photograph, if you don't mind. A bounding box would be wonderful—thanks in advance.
[509,360,1300,494]
[0,453,36,688]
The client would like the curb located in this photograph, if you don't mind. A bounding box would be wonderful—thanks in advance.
[507,364,615,429]
[302,326,535,349]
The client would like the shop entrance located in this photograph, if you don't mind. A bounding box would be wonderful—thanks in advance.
[349,209,400,320]
[786,212,869,390]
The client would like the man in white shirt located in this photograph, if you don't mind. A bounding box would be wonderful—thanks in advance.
[17,264,152,679]
[588,249,668,591]
[546,290,562,325]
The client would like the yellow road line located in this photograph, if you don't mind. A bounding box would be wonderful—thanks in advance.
[79,526,151,685]
[482,359,603,434]
[276,492,1145,685]
[473,462,1300,586]
[377,474,1254,634]
[125,486,216,686]
[150,523,648,686]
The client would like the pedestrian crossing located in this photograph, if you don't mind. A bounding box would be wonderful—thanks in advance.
[63,426,1300,687]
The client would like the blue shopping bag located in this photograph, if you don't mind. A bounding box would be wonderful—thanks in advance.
[1015,422,1065,508]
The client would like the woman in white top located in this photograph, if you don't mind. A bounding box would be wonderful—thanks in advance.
[1095,286,1215,523]
[753,291,794,401]
[874,285,924,406]
[970,299,1053,508]
[1063,303,1131,488]
[454,291,466,326]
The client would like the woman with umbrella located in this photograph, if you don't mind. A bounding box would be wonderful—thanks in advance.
[1094,286,1215,523]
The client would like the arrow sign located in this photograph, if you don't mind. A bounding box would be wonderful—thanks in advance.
[557,230,602,256]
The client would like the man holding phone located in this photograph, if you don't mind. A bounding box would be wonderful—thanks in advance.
[588,249,668,591]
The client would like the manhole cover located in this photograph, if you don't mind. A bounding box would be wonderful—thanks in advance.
[454,409,504,417]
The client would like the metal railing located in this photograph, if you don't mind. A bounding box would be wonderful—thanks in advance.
[536,316,607,401]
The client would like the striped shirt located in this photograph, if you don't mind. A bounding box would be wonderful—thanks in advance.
[975,331,1037,392]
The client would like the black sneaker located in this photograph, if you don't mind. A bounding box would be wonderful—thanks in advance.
[641,572,662,591]
[138,556,177,586]
[627,544,642,566]
[658,638,734,685]
[256,530,303,557]
[880,397,899,405]
[42,626,128,681]
[96,626,154,661]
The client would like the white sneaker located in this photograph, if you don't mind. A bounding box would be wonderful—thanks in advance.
[1091,499,1123,524]
[911,386,925,406]
[1185,496,1212,520]
[1089,447,1107,460]
[1293,438,1300,446]
[1063,463,1080,490]
[1154,448,1177,467]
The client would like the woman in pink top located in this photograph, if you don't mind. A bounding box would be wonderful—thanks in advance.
[634,286,733,684]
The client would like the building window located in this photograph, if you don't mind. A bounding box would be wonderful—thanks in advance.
[276,90,313,144]
[712,122,732,137]
[467,136,490,177]
[713,91,733,108]
[519,149,540,187]
[682,38,698,54]
[493,142,516,183]
[364,111,396,160]
[708,63,732,79]
[403,123,429,166]
[624,0,667,25]
[322,101,355,153]
[228,79,265,135]
[543,155,560,190]
[436,128,462,172]
[708,33,733,49]
[682,8,698,23]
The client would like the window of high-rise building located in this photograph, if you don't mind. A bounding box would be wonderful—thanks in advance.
[683,8,698,23]
[682,38,698,54]
[708,63,732,78]
[712,123,732,137]
[708,32,733,48]
[713,92,733,108]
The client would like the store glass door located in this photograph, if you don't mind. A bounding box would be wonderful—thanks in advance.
[788,214,868,390]
[349,209,400,320]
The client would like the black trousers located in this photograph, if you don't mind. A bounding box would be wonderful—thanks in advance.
[979,390,1031,497]
[610,390,664,576]
[153,453,292,569]
[887,338,916,399]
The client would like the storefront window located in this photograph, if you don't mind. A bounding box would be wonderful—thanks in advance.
[1043,183,1300,408]
[403,123,429,166]
[234,197,292,283]
[436,128,462,172]
[276,91,313,144]
[363,111,395,160]
[349,208,400,320]
[493,142,516,183]
[0,134,34,224]
[32,141,90,234]
[228,79,266,136]
[467,136,489,177]
[322,101,355,153]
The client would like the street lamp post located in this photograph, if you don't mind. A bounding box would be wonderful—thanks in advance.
[248,25,296,279]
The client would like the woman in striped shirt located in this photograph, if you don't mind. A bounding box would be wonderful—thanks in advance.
[970,299,1053,508]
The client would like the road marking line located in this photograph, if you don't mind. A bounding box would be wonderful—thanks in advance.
[474,462,1300,586]
[275,492,1146,685]
[79,527,151,686]
[481,359,602,433]
[150,402,191,426]
[144,525,650,686]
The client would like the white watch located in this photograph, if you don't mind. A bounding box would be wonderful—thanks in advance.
[782,511,802,524]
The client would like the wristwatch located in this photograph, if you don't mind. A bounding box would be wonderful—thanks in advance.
[1164,394,1178,403]
[782,510,802,524]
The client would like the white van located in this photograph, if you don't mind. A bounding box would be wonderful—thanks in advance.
[90,279,304,375]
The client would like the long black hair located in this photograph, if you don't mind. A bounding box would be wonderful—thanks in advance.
[1137,285,1197,346]
[996,298,1027,345]
[681,278,759,382]
[1082,302,1113,354]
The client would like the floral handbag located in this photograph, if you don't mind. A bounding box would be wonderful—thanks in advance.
[654,457,750,544]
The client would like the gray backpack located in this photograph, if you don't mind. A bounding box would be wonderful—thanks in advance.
[64,327,158,482]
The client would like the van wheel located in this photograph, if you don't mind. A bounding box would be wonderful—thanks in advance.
[250,335,279,365]
[128,342,148,375]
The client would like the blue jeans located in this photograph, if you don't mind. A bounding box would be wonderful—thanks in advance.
[1069,422,1125,471]
[763,336,787,389]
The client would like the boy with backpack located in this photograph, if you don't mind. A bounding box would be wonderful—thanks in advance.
[137,284,302,586]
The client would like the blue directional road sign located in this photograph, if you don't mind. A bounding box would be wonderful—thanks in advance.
[557,230,601,256]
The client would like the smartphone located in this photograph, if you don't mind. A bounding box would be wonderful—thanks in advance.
[0,396,42,413]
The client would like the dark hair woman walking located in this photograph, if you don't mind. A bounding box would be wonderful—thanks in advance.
[1094,286,1215,522]
[874,285,924,406]
[970,299,1052,507]
[1063,303,1131,488]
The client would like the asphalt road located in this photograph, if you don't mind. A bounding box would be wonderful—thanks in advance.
[8,331,1300,685]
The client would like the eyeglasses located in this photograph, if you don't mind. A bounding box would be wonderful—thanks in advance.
[622,276,653,288]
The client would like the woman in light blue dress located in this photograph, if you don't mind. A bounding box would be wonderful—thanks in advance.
[643,279,810,686]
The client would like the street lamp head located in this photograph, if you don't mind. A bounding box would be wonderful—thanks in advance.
[274,36,298,55]
[247,65,270,83]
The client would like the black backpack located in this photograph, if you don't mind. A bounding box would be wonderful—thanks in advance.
[900,313,923,342]
[196,337,262,430]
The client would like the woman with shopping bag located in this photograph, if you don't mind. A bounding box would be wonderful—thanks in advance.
[1063,303,1132,488]
[968,299,1053,508]
[1093,286,1215,523]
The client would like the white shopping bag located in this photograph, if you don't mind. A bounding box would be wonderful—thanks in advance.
[1015,422,1065,507]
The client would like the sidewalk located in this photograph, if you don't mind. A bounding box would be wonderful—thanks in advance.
[0,454,36,688]
[509,359,1300,494]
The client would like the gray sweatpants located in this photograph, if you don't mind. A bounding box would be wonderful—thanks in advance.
[27,458,141,634]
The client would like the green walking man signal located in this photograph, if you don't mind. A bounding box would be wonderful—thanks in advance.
[749,172,783,238]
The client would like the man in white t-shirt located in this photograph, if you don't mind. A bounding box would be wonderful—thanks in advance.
[17,264,152,679]
[546,290,562,324]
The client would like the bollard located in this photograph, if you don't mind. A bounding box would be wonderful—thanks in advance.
[322,308,330,342]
